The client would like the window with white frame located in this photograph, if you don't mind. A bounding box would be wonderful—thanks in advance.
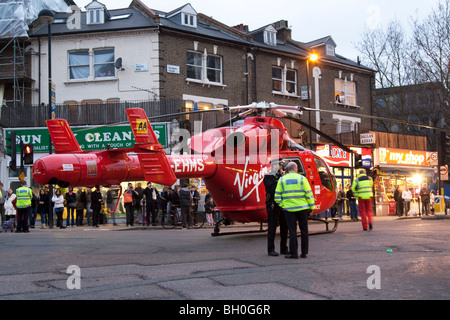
[87,9,104,24]
[182,13,197,28]
[264,26,277,46]
[272,66,297,95]
[335,78,357,106]
[272,67,283,92]
[326,44,335,56]
[206,55,222,83]
[94,48,115,78]
[286,69,297,95]
[69,50,89,80]
[333,114,361,135]
[68,48,115,80]
[186,51,223,84]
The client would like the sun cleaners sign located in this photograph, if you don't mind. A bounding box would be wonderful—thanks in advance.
[4,123,168,153]
[378,148,427,167]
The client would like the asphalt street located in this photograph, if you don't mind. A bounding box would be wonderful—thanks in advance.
[0,216,449,302]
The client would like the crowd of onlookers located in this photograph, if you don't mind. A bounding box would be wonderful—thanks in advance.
[1,181,216,232]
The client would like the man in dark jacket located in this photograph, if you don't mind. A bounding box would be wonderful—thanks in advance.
[143,182,159,226]
[91,186,103,228]
[179,183,193,229]
[263,160,288,256]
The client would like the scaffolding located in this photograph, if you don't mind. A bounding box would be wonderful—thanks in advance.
[0,0,70,108]
[0,37,31,108]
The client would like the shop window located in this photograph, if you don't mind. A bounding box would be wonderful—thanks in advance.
[185,101,213,119]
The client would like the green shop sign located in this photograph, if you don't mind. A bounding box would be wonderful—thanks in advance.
[5,123,169,153]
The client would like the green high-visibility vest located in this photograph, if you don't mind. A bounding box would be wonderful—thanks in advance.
[274,172,315,212]
[352,174,374,199]
[16,187,33,208]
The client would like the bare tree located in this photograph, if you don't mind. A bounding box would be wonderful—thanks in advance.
[356,0,450,150]
[356,21,414,133]
[410,0,450,128]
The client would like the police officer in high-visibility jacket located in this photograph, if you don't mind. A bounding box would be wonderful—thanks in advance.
[352,169,374,231]
[275,162,315,259]
[15,180,34,233]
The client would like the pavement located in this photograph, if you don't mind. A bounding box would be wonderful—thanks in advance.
[0,215,449,304]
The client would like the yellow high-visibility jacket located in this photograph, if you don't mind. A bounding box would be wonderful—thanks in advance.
[352,173,374,199]
[274,172,315,212]
[16,187,33,208]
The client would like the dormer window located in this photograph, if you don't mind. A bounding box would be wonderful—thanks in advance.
[182,12,197,27]
[167,4,198,28]
[85,0,109,25]
[264,26,277,46]
[326,44,335,56]
[88,9,103,24]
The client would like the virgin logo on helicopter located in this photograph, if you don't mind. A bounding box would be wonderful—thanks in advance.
[233,156,269,202]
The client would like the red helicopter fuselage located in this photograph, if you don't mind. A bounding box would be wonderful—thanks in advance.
[32,109,337,224]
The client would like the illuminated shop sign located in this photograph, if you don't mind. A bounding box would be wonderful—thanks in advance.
[378,148,427,167]
[316,145,371,168]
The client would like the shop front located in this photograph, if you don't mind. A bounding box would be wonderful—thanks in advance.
[373,147,437,216]
[2,123,170,224]
[316,145,372,189]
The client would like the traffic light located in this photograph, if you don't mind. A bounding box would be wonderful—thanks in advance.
[5,131,17,171]
[22,144,34,165]
[354,152,362,169]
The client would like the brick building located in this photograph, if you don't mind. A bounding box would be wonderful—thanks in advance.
[24,0,376,144]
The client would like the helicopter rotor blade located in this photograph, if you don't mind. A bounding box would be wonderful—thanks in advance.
[284,115,354,153]
[298,106,450,133]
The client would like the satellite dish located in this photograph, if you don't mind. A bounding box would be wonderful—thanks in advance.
[115,58,123,70]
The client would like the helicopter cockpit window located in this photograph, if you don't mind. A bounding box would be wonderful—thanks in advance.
[314,158,334,191]
[288,139,306,151]
[282,158,305,176]
[226,132,246,148]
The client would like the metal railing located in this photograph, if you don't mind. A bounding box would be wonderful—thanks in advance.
[0,100,182,128]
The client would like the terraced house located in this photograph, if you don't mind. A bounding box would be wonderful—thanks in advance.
[27,0,375,140]
[1,0,376,187]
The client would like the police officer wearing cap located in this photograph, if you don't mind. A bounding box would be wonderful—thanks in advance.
[264,159,288,256]
[275,162,315,259]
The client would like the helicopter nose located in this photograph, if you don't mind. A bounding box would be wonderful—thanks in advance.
[32,158,59,185]
[32,159,48,185]
[33,159,46,185]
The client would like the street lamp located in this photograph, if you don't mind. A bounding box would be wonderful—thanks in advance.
[306,53,318,150]
[38,9,54,228]
[38,9,55,132]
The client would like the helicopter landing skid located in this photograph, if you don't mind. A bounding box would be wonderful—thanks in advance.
[211,217,339,237]
[306,217,339,235]
[211,220,267,237]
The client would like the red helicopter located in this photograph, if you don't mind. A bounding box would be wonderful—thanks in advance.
[32,103,340,236]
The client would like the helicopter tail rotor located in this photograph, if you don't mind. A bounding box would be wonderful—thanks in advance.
[126,108,177,186]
